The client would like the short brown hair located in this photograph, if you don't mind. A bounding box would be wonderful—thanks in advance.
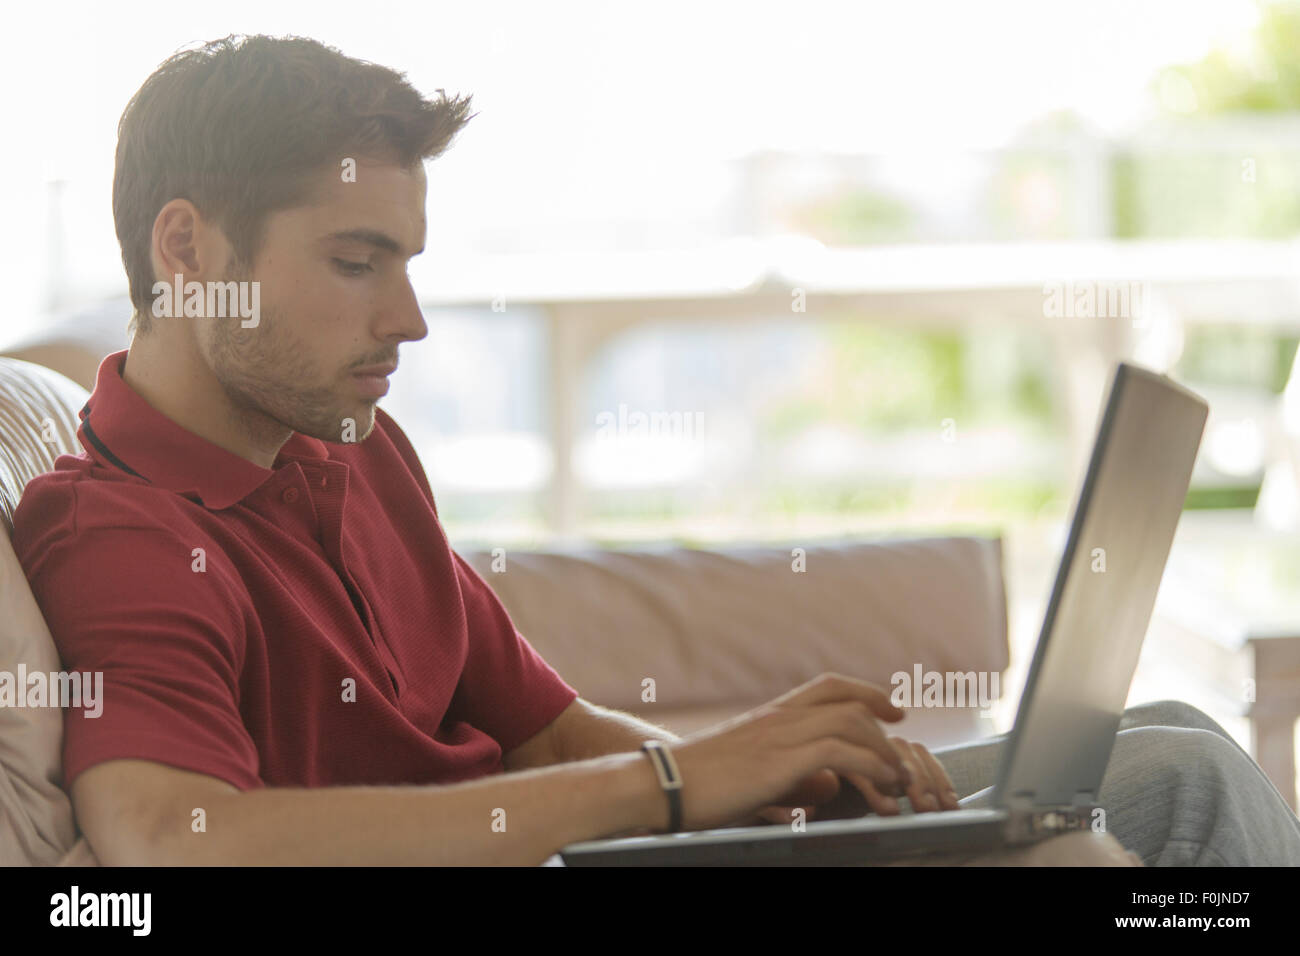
[114,34,475,336]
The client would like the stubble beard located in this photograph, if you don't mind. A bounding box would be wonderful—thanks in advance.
[205,294,376,448]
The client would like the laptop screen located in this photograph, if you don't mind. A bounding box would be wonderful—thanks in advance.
[991,363,1209,809]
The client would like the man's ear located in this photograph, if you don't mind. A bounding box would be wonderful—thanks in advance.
[151,198,203,281]
[152,198,239,286]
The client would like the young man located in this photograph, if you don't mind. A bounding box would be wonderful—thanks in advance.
[12,35,1300,867]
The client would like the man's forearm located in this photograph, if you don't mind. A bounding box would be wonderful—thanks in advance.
[139,750,668,867]
[555,702,682,763]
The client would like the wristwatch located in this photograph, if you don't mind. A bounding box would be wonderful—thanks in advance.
[640,740,684,832]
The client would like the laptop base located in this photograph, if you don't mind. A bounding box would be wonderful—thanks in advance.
[560,805,1100,866]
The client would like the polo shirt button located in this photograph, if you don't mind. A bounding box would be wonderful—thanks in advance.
[320,476,328,489]
[282,487,300,504]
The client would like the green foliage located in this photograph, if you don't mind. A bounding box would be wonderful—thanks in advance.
[761,322,1056,441]
[1184,486,1261,509]
[1110,152,1143,239]
[1112,147,1300,238]
[1112,3,1300,236]
[760,324,962,437]
[1156,2,1300,113]
[794,187,916,244]
[1178,328,1300,392]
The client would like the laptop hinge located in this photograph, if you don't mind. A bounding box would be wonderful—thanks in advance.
[1003,792,1098,844]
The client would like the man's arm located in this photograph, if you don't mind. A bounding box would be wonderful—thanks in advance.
[73,752,671,867]
[503,697,681,772]
[77,674,942,863]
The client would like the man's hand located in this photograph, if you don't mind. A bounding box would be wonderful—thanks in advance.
[739,736,963,827]
[857,735,962,814]
[664,673,966,832]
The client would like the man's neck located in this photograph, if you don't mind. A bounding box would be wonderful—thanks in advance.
[122,333,291,470]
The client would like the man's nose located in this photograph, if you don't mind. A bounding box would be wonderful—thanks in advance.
[382,276,428,343]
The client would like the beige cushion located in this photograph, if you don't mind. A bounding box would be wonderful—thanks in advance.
[0,341,105,395]
[0,358,86,534]
[460,536,1008,741]
[0,358,90,865]
[0,528,81,865]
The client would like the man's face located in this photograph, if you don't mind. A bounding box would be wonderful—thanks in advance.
[198,159,429,445]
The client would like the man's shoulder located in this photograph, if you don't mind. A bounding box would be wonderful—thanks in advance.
[12,459,212,566]
[12,464,249,643]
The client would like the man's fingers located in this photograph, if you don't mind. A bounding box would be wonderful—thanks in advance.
[913,741,961,810]
[782,702,909,781]
[773,767,841,808]
[845,771,901,816]
[889,739,959,812]
[890,738,941,812]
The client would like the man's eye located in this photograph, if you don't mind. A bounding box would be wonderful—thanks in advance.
[333,258,373,276]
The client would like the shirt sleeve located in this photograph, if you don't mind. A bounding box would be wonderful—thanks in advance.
[447,549,580,755]
[13,481,263,792]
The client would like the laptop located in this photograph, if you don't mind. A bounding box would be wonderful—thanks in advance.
[560,361,1209,866]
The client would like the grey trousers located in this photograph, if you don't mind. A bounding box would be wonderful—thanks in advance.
[933,700,1300,866]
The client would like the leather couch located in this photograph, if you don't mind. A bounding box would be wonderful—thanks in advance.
[0,352,1009,866]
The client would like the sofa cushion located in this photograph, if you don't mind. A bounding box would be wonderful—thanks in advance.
[0,358,90,865]
[460,536,1008,720]
[0,358,86,534]
[0,527,80,864]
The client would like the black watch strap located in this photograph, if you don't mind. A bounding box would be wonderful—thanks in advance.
[640,740,683,832]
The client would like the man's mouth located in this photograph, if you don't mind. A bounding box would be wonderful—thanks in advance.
[351,362,397,398]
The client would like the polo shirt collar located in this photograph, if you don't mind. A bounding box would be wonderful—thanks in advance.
[78,350,330,510]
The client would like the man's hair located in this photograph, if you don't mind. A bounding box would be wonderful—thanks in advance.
[114,34,475,337]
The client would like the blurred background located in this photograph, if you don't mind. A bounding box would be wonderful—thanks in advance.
[4,0,1299,773]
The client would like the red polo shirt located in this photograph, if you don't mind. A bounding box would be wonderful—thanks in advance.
[11,350,579,792]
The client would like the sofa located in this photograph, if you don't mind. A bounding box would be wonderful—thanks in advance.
[0,352,1009,867]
